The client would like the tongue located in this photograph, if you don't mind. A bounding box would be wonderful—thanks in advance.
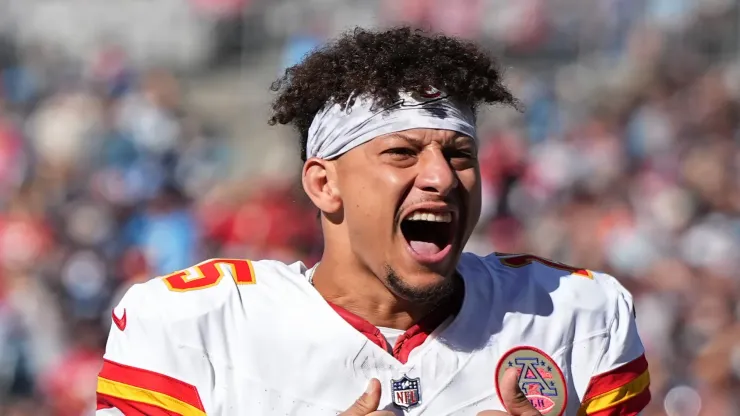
[409,240,442,256]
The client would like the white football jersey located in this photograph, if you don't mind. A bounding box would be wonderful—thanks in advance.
[96,252,650,416]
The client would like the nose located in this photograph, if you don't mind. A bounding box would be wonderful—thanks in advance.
[415,148,458,196]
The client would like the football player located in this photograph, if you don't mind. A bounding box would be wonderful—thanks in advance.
[96,27,650,415]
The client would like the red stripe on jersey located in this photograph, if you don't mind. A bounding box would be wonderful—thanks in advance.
[97,393,181,416]
[96,401,113,410]
[582,354,648,401]
[98,359,205,412]
[587,387,651,416]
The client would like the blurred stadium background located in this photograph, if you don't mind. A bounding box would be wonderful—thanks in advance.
[0,0,739,415]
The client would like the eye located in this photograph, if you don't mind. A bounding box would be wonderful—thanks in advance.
[382,147,417,158]
[445,149,475,160]
[445,148,477,169]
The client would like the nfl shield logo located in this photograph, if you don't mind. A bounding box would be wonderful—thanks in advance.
[391,375,421,410]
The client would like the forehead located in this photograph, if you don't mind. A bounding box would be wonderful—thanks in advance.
[370,128,476,146]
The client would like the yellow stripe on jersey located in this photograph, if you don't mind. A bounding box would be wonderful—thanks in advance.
[578,369,650,415]
[97,376,207,416]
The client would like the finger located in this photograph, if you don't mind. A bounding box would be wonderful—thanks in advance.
[340,379,383,415]
[500,368,542,416]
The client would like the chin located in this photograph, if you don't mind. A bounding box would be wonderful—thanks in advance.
[385,265,457,305]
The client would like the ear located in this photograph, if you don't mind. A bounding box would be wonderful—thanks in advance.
[302,157,342,214]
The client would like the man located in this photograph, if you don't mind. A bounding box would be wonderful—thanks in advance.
[96,27,650,415]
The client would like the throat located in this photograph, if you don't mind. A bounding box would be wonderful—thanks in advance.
[313,261,466,363]
[311,258,434,328]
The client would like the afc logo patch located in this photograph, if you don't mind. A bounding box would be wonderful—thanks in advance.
[495,346,567,415]
[391,375,421,410]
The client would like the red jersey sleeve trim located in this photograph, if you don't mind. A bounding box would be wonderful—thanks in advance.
[97,393,183,416]
[585,388,651,416]
[98,359,205,413]
[578,354,650,416]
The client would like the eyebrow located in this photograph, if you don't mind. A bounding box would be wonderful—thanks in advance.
[387,132,474,146]
[388,132,421,144]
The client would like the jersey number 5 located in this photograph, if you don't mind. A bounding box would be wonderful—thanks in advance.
[496,253,593,279]
[162,259,256,292]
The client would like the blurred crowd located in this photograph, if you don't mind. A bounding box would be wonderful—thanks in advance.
[1,0,739,415]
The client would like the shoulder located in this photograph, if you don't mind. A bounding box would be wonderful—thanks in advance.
[460,252,634,328]
[116,258,310,323]
[101,257,315,401]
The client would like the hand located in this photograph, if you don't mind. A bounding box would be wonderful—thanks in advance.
[477,368,543,416]
[340,378,395,415]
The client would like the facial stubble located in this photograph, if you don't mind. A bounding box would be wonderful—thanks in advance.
[384,264,459,308]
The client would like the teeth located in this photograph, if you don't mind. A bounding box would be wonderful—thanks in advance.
[405,211,452,223]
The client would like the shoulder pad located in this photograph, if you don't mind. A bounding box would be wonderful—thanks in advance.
[123,258,260,322]
[492,252,593,280]
[475,252,631,317]
[123,258,311,322]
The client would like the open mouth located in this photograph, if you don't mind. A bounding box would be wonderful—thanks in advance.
[400,210,456,264]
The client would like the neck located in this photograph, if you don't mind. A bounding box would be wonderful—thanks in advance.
[311,255,440,330]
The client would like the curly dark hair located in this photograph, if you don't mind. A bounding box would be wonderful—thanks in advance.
[268,26,519,161]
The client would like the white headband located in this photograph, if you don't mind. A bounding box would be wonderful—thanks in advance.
[306,89,477,160]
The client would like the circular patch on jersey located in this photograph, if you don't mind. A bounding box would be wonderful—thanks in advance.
[495,346,567,416]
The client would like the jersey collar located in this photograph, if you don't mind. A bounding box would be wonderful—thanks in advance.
[326,280,464,364]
